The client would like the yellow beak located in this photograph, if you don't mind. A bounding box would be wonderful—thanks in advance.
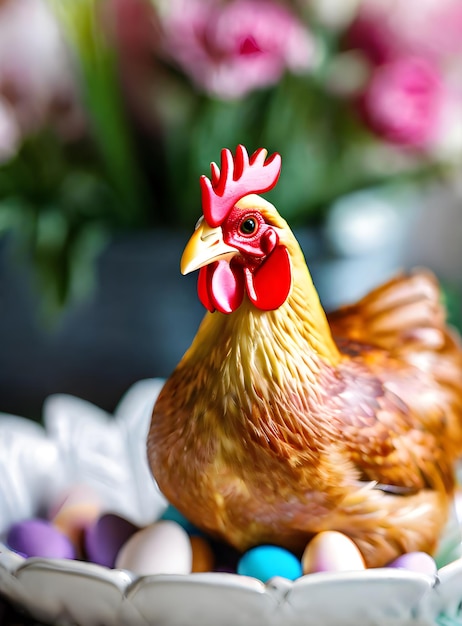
[180,217,238,275]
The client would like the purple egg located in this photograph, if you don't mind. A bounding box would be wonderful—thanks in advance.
[84,513,138,568]
[7,518,76,559]
[388,552,437,576]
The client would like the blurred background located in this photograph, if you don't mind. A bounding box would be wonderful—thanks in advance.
[0,0,460,421]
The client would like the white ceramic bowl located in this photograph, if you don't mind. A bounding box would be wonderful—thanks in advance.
[1,379,462,626]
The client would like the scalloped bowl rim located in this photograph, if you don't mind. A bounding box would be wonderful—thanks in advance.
[1,379,462,625]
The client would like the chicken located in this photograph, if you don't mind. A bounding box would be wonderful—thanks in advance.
[147,145,462,568]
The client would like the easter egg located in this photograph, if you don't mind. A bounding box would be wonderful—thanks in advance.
[302,531,366,574]
[388,552,437,576]
[190,535,215,573]
[50,484,102,548]
[85,513,138,568]
[7,519,76,560]
[115,520,192,576]
[237,546,302,582]
[160,505,199,534]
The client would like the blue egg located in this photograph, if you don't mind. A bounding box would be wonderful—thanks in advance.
[160,505,200,534]
[237,545,302,582]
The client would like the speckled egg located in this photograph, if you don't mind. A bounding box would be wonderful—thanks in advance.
[115,520,192,576]
[85,513,138,568]
[237,546,302,582]
[302,531,366,574]
[7,519,76,560]
[388,552,437,576]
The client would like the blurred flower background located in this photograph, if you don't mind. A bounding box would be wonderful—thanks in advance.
[0,0,461,416]
[0,0,460,307]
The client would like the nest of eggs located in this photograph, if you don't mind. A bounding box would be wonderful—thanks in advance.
[1,379,462,626]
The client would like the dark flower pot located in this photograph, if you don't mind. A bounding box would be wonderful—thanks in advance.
[0,230,201,420]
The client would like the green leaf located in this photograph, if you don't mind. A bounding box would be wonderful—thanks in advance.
[47,0,149,226]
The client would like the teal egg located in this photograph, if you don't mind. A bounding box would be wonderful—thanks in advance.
[237,545,302,582]
[160,505,200,534]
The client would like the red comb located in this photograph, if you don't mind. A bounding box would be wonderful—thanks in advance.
[200,145,282,227]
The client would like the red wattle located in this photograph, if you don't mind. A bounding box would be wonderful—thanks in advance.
[245,246,292,311]
[198,266,216,312]
[211,261,245,313]
[198,261,244,314]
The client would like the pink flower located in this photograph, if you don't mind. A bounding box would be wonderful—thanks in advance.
[359,57,443,148]
[344,1,462,151]
[103,0,161,131]
[345,0,462,64]
[0,0,85,154]
[159,0,314,99]
[344,11,394,65]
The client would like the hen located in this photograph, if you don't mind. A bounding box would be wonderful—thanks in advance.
[148,145,462,567]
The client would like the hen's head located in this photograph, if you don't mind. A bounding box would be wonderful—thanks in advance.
[181,145,293,314]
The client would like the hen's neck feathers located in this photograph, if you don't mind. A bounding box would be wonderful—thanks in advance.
[275,228,340,367]
[185,214,340,387]
[176,223,341,461]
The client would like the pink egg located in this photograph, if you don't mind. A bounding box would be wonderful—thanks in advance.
[302,531,366,574]
[388,552,437,576]
[115,520,192,576]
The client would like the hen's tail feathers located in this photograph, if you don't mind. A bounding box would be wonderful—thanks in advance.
[328,269,462,385]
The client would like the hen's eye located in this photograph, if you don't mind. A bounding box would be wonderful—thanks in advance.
[240,217,258,235]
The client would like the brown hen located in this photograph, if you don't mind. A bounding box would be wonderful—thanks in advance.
[148,146,462,567]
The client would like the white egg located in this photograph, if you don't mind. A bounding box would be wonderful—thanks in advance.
[302,531,366,574]
[115,520,192,576]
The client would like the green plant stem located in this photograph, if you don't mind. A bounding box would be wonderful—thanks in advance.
[48,0,148,227]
